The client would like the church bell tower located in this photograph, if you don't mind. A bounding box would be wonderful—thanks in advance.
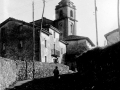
[55,0,77,39]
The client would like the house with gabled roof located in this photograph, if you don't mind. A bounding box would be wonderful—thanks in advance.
[104,28,120,45]
[0,17,67,63]
[0,0,94,66]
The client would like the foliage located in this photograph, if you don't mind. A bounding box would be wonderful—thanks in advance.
[76,41,120,89]
[63,41,89,71]
[65,42,89,62]
[2,21,33,61]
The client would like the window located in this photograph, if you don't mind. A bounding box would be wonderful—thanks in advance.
[59,22,63,30]
[61,48,63,54]
[45,39,47,48]
[2,43,5,50]
[60,33,63,39]
[54,31,55,38]
[54,44,55,50]
[70,10,73,17]
[18,40,23,49]
[71,23,73,34]
[1,43,6,57]
[1,28,6,42]
[59,10,63,18]
[45,56,47,62]
[20,41,23,48]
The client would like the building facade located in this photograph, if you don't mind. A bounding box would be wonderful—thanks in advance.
[40,25,67,63]
[104,28,120,45]
[64,35,95,71]
[0,18,66,63]
[0,0,94,65]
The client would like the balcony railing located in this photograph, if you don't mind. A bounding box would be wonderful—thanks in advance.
[51,49,60,57]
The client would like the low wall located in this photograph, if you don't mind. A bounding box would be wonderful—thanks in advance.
[0,57,17,90]
[0,57,72,90]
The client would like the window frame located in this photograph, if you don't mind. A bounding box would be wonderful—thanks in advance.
[45,56,47,62]
[61,48,63,54]
[59,10,64,18]
[54,31,55,38]
[70,10,73,17]
[45,39,47,48]
[2,43,5,50]
[70,23,74,34]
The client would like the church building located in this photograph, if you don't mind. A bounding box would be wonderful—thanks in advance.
[0,0,94,64]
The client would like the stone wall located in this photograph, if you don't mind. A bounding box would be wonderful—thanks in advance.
[0,57,72,90]
[0,57,17,90]
[0,58,34,90]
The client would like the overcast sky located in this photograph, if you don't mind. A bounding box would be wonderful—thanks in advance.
[0,0,119,46]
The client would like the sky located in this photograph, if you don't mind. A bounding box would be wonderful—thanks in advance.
[0,0,119,46]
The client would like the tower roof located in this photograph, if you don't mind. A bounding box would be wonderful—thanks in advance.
[61,0,71,3]
[59,0,74,5]
[56,0,76,10]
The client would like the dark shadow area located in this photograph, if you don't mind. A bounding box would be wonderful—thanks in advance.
[7,73,80,90]
[6,41,120,90]
[76,41,120,90]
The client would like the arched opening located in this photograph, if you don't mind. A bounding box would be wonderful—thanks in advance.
[70,23,74,34]
[70,10,73,17]
[59,10,64,18]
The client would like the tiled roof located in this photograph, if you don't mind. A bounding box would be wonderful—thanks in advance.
[30,17,53,27]
[64,35,86,40]
[0,17,52,35]
[30,17,61,34]
[59,39,68,45]
[56,0,76,10]
[64,35,95,46]
[104,28,119,38]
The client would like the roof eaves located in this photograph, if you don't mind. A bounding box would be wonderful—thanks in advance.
[41,28,52,36]
[65,36,95,46]
[1,17,33,27]
[54,17,78,22]
[86,37,95,46]
[65,38,81,41]
[49,25,61,34]
[64,35,86,41]
[0,17,52,36]
[104,29,118,38]
[59,39,68,45]
[0,17,14,27]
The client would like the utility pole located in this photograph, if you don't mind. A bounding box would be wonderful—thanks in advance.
[41,0,46,29]
[39,0,46,61]
[32,0,35,79]
[94,0,99,46]
[118,0,120,40]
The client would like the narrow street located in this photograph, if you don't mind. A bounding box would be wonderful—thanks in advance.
[7,73,80,90]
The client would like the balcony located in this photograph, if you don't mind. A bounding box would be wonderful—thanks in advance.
[51,49,60,57]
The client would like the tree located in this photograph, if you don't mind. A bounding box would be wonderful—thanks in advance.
[76,41,120,89]
[64,41,89,71]
[1,21,34,62]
